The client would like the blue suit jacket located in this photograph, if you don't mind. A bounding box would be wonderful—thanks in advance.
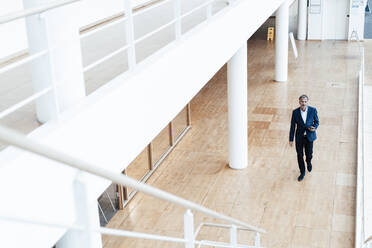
[289,106,319,142]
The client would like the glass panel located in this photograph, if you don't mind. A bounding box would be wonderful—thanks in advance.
[151,125,171,164]
[172,106,188,141]
[125,146,150,196]
[98,184,118,226]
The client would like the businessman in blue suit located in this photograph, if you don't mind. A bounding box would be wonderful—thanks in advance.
[289,95,319,182]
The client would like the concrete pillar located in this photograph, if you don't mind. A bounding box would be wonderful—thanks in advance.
[275,0,289,82]
[56,179,102,248]
[297,0,307,40]
[23,0,86,123]
[227,43,248,170]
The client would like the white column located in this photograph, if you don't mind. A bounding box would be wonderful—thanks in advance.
[230,225,237,247]
[297,0,307,40]
[56,179,102,248]
[123,0,137,70]
[275,0,289,82]
[227,43,248,170]
[23,0,86,123]
[183,210,194,248]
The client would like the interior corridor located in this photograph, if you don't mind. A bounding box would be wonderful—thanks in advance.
[100,37,369,247]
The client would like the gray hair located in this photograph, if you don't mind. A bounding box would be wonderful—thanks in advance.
[299,94,309,100]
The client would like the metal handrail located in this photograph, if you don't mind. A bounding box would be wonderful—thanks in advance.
[83,44,130,72]
[80,0,169,40]
[80,17,128,39]
[194,222,255,239]
[135,19,177,44]
[0,87,53,119]
[81,0,221,72]
[0,124,265,234]
[181,0,215,19]
[355,29,367,248]
[0,0,225,76]
[0,0,229,118]
[0,0,81,24]
[0,213,256,247]
[133,0,173,17]
[197,240,252,248]
[0,214,189,244]
[194,222,261,248]
[0,50,48,75]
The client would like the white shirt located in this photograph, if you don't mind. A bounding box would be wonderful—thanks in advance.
[301,107,308,135]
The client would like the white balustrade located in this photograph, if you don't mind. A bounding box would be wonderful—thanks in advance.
[0,1,268,248]
[0,0,225,122]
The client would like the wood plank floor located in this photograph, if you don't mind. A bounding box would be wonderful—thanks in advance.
[101,38,364,248]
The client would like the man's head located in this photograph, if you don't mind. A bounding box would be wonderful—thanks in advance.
[298,95,308,111]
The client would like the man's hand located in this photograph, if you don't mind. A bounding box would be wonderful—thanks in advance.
[307,126,316,132]
[289,141,293,147]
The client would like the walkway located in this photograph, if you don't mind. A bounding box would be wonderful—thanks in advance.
[102,38,363,248]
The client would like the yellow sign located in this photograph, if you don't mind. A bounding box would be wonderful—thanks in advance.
[267,27,274,41]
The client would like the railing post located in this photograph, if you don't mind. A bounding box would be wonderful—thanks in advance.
[206,2,212,19]
[123,0,136,70]
[23,0,86,123]
[56,177,102,248]
[230,225,237,248]
[184,209,194,248]
[254,232,261,247]
[174,0,182,40]
[275,0,289,82]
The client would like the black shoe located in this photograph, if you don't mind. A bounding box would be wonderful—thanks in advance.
[307,164,312,172]
[298,174,305,182]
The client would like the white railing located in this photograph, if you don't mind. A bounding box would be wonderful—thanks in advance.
[0,0,262,247]
[194,222,261,248]
[0,0,229,125]
[0,0,79,121]
[0,124,265,247]
[0,0,80,24]
[80,0,229,73]
[0,48,53,120]
[354,30,371,248]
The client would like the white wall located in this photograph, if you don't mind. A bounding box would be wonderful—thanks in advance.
[323,0,349,39]
[0,1,288,247]
[308,0,366,40]
[348,0,368,39]
[0,0,155,60]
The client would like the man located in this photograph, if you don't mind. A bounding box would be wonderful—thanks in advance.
[289,95,319,182]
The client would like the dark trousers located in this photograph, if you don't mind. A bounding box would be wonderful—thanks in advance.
[295,136,313,175]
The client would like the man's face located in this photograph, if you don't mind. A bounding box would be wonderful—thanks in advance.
[299,97,308,110]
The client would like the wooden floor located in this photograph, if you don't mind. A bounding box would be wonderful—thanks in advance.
[101,38,366,248]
